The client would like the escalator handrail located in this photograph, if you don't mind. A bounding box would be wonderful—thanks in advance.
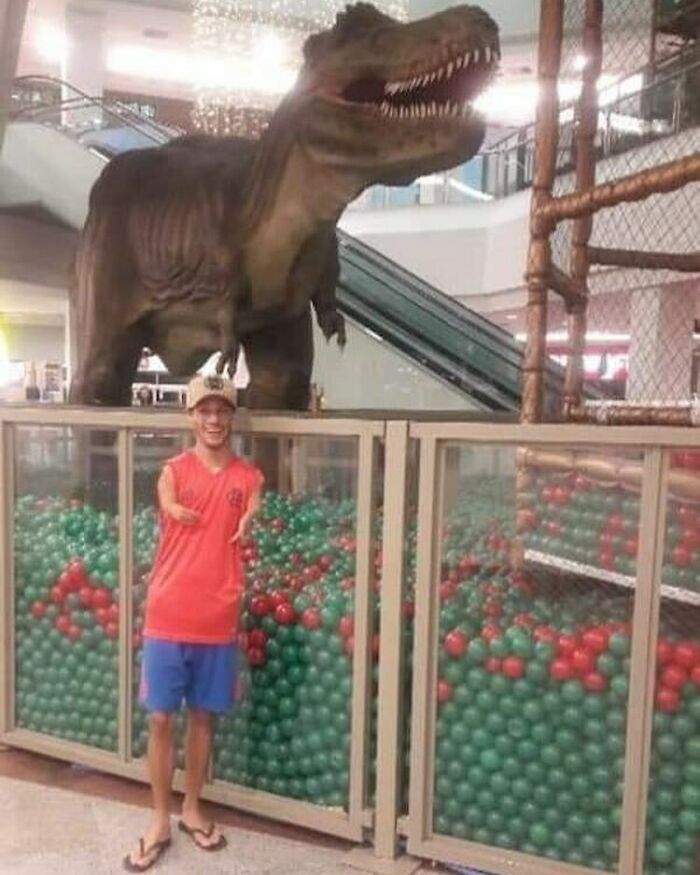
[337,260,529,400]
[11,75,181,146]
[338,229,554,380]
[338,230,523,351]
[337,230,602,400]
[337,290,520,411]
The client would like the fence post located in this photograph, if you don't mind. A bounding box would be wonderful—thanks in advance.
[0,422,16,738]
[618,448,668,875]
[117,428,134,762]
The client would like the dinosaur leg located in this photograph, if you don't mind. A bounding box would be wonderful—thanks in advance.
[241,308,313,411]
[241,309,313,491]
[69,318,147,407]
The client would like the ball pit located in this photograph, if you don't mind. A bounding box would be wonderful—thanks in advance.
[15,495,120,751]
[12,468,700,874]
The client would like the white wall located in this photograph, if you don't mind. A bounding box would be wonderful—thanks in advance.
[0,277,66,314]
[340,188,531,305]
[6,324,64,362]
[2,122,104,228]
[0,163,37,207]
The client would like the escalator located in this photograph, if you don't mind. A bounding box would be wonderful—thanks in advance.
[4,75,584,413]
[337,231,577,413]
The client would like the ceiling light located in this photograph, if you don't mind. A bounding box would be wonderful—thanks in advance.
[191,0,407,137]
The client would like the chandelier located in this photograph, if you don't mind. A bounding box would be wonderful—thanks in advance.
[192,0,408,137]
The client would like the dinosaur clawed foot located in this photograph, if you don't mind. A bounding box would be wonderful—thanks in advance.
[317,310,347,348]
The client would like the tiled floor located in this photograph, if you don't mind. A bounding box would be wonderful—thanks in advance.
[0,773,362,874]
[0,748,365,875]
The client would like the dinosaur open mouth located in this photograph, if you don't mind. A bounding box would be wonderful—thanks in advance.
[340,44,499,119]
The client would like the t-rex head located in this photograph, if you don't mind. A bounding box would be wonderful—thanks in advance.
[284,2,500,187]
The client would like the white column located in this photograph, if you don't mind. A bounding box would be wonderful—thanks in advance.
[627,283,695,403]
[61,1,106,129]
[63,300,72,387]
[418,176,439,205]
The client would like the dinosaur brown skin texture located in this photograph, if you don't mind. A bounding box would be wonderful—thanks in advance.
[69,2,499,409]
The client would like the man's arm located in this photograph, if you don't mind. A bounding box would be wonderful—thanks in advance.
[230,483,262,544]
[157,464,200,525]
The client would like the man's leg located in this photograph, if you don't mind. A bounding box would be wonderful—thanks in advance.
[124,712,175,868]
[180,709,224,848]
[125,639,183,869]
[178,643,239,850]
[148,712,177,832]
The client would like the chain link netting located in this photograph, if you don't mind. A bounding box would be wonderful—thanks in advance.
[549,0,700,410]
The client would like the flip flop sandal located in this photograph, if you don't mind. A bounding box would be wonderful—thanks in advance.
[122,837,171,872]
[178,819,228,851]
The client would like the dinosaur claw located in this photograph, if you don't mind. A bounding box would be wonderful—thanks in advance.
[317,310,346,348]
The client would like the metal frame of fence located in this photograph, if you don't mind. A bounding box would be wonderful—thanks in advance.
[0,406,382,844]
[2,407,700,875]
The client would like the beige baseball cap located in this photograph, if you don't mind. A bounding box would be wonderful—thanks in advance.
[186,374,236,411]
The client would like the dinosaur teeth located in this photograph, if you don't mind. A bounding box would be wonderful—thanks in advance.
[446,60,454,79]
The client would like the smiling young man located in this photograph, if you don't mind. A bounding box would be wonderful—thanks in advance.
[125,374,263,873]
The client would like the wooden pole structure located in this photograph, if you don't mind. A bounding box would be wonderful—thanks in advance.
[518,445,700,501]
[589,246,700,272]
[569,402,699,427]
[536,152,700,223]
[521,0,565,423]
[563,0,604,418]
[550,265,587,307]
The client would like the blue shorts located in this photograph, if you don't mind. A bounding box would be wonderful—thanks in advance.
[140,637,240,714]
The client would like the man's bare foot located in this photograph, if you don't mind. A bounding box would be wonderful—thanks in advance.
[123,816,171,872]
[179,805,227,851]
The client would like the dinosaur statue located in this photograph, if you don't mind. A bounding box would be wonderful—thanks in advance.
[69,2,500,409]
